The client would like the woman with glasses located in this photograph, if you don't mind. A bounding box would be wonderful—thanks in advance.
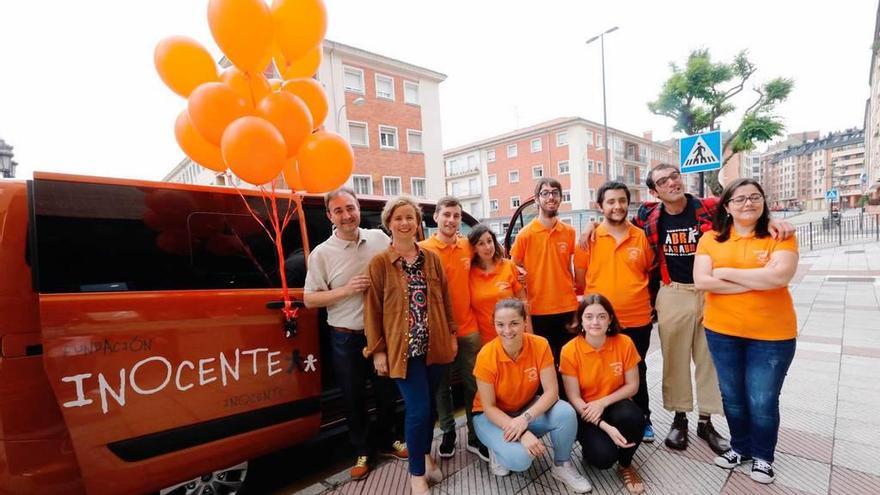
[693,178,799,486]
[560,293,646,494]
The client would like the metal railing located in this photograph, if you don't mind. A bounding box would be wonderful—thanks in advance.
[797,213,880,251]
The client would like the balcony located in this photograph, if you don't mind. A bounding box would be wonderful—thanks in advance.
[445,166,480,178]
[614,152,648,165]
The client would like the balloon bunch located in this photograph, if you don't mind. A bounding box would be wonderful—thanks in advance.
[154,0,353,336]
[154,0,354,192]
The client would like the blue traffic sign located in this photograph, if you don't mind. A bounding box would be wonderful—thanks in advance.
[679,130,722,174]
[825,189,839,201]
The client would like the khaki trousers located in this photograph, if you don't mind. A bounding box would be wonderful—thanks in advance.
[657,282,723,415]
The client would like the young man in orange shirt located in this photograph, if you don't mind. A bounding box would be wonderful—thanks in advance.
[509,178,579,368]
[574,181,655,442]
[418,196,487,461]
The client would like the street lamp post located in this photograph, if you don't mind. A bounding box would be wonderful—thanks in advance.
[586,26,619,182]
[335,96,366,131]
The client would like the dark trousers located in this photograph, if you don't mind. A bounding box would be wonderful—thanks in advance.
[621,323,653,422]
[705,329,796,463]
[331,329,402,456]
[578,400,645,469]
[531,312,576,400]
[395,356,446,476]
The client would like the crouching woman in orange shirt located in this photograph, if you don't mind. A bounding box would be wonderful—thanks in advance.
[471,299,591,493]
[560,294,646,494]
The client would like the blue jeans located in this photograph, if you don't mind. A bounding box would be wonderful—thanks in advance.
[473,400,578,471]
[394,356,446,476]
[331,330,402,456]
[705,329,796,463]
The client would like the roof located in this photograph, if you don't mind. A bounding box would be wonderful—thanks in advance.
[443,116,672,156]
[324,39,446,82]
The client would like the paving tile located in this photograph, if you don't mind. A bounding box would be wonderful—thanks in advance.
[721,471,813,495]
[834,417,880,448]
[327,458,410,495]
[431,426,479,479]
[829,465,880,495]
[833,438,880,477]
[778,408,836,437]
[789,349,841,363]
[797,335,842,345]
[441,454,546,495]
[775,427,833,463]
[637,448,728,494]
[728,451,830,495]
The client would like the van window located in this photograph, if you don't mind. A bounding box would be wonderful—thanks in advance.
[32,180,308,293]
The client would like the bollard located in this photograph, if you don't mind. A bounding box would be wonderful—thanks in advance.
[809,222,813,251]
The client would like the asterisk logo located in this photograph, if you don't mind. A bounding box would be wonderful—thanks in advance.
[304,354,317,372]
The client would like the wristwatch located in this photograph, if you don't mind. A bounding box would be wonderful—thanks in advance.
[522,410,533,423]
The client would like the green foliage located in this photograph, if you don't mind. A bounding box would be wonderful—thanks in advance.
[648,49,794,194]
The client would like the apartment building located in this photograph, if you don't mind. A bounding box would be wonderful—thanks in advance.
[166,40,447,199]
[760,129,864,210]
[864,2,880,202]
[443,117,677,232]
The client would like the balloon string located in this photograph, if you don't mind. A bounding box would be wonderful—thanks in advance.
[229,178,275,242]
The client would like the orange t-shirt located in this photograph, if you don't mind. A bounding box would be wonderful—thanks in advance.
[470,259,524,344]
[509,219,578,315]
[573,222,654,328]
[472,333,554,413]
[559,334,641,403]
[696,230,798,341]
[419,234,478,336]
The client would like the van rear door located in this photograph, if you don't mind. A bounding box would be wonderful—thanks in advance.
[29,175,322,495]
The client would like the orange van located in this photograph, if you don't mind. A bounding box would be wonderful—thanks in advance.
[0,172,477,495]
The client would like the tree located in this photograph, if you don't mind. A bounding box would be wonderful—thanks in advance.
[648,49,793,195]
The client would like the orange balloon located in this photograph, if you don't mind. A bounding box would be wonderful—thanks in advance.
[257,92,313,157]
[174,110,226,172]
[276,44,322,79]
[187,82,250,145]
[282,158,306,190]
[296,131,354,193]
[208,0,274,73]
[221,116,287,186]
[221,68,271,108]
[281,78,328,128]
[271,0,327,62]
[154,36,219,97]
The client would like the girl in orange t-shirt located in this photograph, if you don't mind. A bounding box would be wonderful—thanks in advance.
[468,224,527,344]
[471,299,591,493]
[694,178,799,486]
[560,294,646,495]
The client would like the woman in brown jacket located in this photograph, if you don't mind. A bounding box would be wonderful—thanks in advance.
[364,196,458,495]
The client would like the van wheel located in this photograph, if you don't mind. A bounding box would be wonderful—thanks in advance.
[159,461,248,495]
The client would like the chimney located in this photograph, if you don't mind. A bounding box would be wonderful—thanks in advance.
[643,131,653,142]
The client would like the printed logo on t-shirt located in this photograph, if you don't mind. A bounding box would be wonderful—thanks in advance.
[557,242,569,255]
[460,257,472,270]
[524,366,539,381]
[609,361,623,376]
[495,281,512,292]
[663,226,699,257]
[627,247,642,263]
[754,250,770,264]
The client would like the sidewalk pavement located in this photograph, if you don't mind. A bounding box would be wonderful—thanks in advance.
[294,242,880,495]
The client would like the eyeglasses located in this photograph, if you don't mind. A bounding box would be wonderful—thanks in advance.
[538,190,562,199]
[654,171,681,189]
[729,193,764,206]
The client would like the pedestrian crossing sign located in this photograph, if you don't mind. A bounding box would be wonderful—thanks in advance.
[679,130,722,173]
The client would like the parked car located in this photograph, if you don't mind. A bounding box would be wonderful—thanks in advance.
[0,173,477,495]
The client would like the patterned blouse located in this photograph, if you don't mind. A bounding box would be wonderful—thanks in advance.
[401,250,429,357]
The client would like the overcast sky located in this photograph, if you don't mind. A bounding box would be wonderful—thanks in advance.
[1,0,875,180]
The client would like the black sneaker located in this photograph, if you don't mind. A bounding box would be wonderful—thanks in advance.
[713,449,751,469]
[466,439,490,462]
[750,459,775,484]
[439,430,456,458]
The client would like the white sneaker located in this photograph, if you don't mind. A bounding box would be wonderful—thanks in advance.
[551,461,592,493]
[488,449,510,477]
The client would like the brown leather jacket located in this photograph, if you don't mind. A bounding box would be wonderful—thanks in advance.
[364,246,458,378]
